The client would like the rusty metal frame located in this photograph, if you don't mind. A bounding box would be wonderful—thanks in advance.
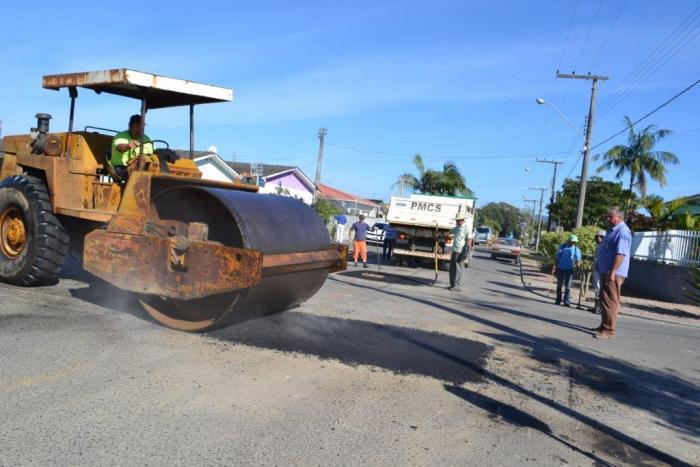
[83,229,263,299]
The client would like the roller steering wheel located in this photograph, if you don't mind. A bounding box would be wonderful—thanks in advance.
[131,139,170,150]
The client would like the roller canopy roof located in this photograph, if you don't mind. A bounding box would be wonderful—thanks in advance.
[42,69,233,109]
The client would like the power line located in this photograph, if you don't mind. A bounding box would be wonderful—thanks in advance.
[591,78,700,151]
[564,152,584,181]
[589,0,627,70]
[666,126,700,140]
[597,6,700,116]
[325,128,571,155]
[572,0,604,72]
[556,0,580,71]
[599,21,700,118]
[325,143,571,160]
[597,5,700,111]
[562,0,605,139]
[540,1,580,165]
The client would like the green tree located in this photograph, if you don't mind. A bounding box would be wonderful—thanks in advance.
[637,194,700,230]
[594,116,678,197]
[397,154,472,196]
[476,202,523,238]
[311,198,339,226]
[538,231,569,269]
[548,176,636,230]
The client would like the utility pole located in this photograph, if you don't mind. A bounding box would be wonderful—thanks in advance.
[556,72,608,228]
[536,159,563,231]
[529,187,547,252]
[523,199,537,246]
[313,127,327,204]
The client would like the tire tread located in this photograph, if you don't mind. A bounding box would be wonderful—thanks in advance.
[0,175,69,286]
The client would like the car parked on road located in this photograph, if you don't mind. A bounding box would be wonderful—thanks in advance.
[366,222,387,245]
[488,238,521,264]
[475,226,494,245]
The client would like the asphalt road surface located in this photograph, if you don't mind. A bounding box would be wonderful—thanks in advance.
[1,249,698,466]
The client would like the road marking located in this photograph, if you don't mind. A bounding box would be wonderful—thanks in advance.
[0,363,87,393]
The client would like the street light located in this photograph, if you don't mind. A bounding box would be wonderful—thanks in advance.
[536,98,588,228]
[535,98,585,143]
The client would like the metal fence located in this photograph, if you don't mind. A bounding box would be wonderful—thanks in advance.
[631,230,700,266]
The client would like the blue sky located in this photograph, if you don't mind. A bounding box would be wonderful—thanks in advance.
[1,0,698,209]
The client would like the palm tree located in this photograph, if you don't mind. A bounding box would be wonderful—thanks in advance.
[395,154,471,196]
[642,194,688,230]
[594,116,678,197]
[441,161,469,196]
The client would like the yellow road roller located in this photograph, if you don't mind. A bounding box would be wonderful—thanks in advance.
[0,69,347,331]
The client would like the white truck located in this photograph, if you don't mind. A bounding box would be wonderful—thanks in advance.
[386,193,476,267]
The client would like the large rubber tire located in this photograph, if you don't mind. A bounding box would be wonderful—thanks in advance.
[0,175,69,285]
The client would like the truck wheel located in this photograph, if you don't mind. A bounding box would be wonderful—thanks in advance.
[0,175,69,285]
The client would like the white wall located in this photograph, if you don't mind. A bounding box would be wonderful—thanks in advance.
[258,184,313,205]
[195,156,237,182]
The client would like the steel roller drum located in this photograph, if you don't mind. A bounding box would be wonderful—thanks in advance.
[141,186,331,331]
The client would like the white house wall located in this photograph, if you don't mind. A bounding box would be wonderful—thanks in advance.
[194,155,239,182]
[197,160,235,182]
[258,184,313,205]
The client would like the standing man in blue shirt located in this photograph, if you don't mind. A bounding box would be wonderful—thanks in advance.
[350,214,371,268]
[382,224,397,261]
[553,234,582,306]
[594,206,632,339]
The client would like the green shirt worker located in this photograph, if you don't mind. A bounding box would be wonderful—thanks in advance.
[110,114,153,180]
[448,213,471,292]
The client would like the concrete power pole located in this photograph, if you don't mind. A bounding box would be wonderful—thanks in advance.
[523,198,537,246]
[529,187,547,252]
[556,73,608,228]
[536,159,563,232]
[313,128,327,204]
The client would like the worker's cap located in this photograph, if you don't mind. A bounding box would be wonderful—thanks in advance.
[129,114,142,125]
[359,214,365,219]
[455,213,466,221]
[596,229,606,237]
[568,234,579,243]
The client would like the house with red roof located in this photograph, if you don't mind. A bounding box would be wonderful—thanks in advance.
[177,149,379,213]
[319,183,381,217]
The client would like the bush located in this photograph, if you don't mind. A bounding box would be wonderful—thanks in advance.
[538,225,600,272]
[572,225,599,271]
[311,199,340,226]
[539,231,569,270]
